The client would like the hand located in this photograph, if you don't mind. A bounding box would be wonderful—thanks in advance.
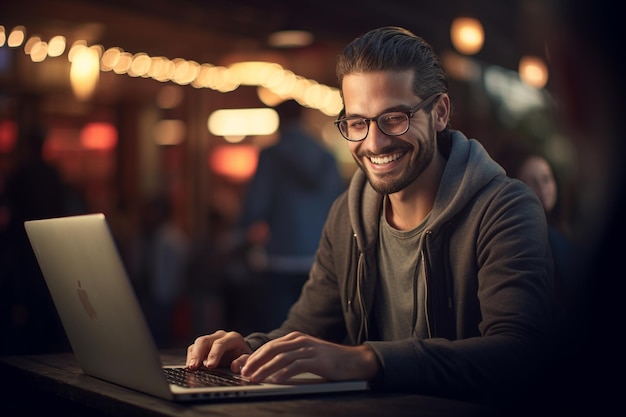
[235,331,379,383]
[186,330,253,372]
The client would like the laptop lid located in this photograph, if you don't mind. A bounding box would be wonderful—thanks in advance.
[24,213,368,401]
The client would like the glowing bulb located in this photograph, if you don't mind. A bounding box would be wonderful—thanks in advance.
[7,26,25,47]
[208,108,279,137]
[450,17,484,55]
[48,35,66,57]
[519,56,548,89]
[70,45,100,100]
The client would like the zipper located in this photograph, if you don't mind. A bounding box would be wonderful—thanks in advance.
[411,250,420,337]
[423,229,435,339]
[356,251,368,343]
[345,233,358,313]
[422,249,433,338]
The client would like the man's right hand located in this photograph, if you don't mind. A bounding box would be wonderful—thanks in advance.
[185,330,253,372]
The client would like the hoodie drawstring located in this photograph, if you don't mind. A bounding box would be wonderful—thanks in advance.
[356,250,369,343]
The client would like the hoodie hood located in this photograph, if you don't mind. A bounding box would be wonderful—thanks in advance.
[429,130,505,230]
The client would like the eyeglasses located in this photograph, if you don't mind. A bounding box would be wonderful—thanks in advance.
[334,94,441,142]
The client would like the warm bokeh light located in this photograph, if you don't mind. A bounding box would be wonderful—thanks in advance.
[47,35,66,57]
[29,40,48,63]
[23,36,41,54]
[518,55,549,89]
[100,47,121,71]
[268,30,314,48]
[208,108,279,138]
[192,64,239,92]
[128,52,151,77]
[113,51,133,74]
[147,56,172,81]
[228,61,283,86]
[173,59,200,85]
[69,44,100,100]
[257,86,285,107]
[153,119,186,145]
[80,122,118,150]
[7,26,25,47]
[450,17,484,55]
[209,144,258,182]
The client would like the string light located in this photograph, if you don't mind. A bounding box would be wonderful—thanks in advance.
[0,22,342,115]
[69,44,100,100]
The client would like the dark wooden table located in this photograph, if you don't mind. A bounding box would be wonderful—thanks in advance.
[0,352,498,417]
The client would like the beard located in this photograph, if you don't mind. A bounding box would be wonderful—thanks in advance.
[354,119,436,195]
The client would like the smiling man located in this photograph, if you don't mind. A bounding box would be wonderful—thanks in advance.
[186,27,555,407]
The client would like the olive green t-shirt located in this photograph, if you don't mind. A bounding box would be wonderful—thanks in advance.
[375,199,430,341]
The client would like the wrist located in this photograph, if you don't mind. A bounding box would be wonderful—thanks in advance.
[353,344,380,382]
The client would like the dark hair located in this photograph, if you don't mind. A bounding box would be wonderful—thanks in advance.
[336,26,449,102]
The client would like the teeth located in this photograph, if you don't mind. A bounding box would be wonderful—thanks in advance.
[370,152,403,165]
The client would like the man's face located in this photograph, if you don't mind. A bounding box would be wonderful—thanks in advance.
[341,70,437,195]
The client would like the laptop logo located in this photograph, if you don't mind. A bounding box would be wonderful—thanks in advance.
[77,280,97,319]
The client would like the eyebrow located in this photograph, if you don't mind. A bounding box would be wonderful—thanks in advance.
[342,104,413,119]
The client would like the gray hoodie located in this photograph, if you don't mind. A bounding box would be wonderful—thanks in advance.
[246,130,554,404]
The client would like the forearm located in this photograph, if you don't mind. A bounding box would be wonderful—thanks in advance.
[365,334,547,403]
[343,344,379,381]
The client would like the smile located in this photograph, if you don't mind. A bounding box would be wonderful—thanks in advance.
[369,152,405,165]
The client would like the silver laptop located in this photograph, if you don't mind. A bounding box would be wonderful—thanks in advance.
[24,213,368,402]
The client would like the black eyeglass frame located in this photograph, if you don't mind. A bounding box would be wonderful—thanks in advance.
[334,93,442,142]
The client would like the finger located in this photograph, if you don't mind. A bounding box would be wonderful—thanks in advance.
[204,331,246,368]
[243,345,313,383]
[230,354,250,374]
[186,344,197,369]
[185,331,226,369]
[186,340,209,369]
[250,351,313,383]
[245,332,308,370]
[266,356,313,383]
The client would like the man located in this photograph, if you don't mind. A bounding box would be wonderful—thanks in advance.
[187,27,554,405]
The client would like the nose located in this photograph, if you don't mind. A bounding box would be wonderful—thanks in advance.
[362,120,392,151]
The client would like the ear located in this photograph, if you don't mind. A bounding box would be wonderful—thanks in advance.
[433,94,451,132]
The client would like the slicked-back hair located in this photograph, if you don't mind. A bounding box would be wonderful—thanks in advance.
[336,26,449,105]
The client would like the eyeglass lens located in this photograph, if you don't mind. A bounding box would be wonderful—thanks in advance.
[338,112,409,141]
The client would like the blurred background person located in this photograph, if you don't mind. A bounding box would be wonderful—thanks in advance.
[515,154,567,234]
[129,194,190,348]
[510,151,580,323]
[234,99,345,331]
[0,125,86,354]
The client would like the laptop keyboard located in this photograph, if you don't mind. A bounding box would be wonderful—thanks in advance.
[163,367,260,388]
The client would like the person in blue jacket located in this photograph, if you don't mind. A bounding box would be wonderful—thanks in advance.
[235,99,344,330]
